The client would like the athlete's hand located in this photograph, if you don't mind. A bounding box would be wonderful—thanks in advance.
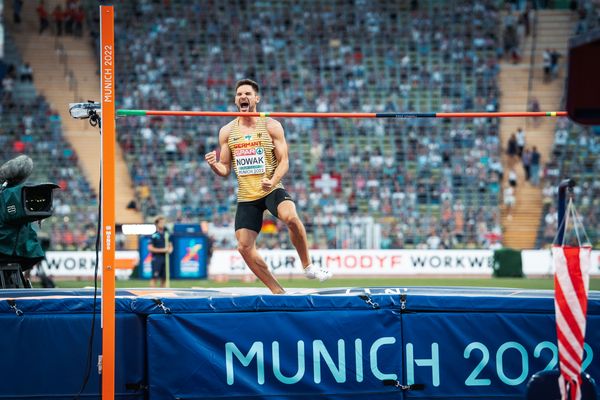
[205,151,217,166]
[261,177,274,191]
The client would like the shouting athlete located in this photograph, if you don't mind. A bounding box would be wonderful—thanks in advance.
[205,79,332,293]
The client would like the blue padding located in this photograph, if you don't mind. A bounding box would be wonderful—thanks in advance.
[401,313,600,399]
[322,287,600,314]
[0,297,134,313]
[131,293,402,314]
[404,288,600,314]
[147,310,403,399]
[0,287,598,399]
[405,291,557,313]
[0,313,146,399]
[2,287,598,314]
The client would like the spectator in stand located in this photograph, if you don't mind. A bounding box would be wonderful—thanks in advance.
[426,229,442,249]
[550,49,562,79]
[542,181,554,207]
[528,96,541,127]
[13,0,23,24]
[554,126,569,156]
[64,0,75,35]
[522,147,532,181]
[530,146,541,186]
[507,133,518,162]
[1,66,15,93]
[36,1,49,35]
[544,206,558,232]
[73,6,85,37]
[503,9,520,62]
[52,5,64,36]
[515,127,526,158]
[508,168,518,188]
[13,137,26,153]
[528,98,540,112]
[503,185,516,220]
[18,63,33,82]
[521,4,532,37]
[543,49,552,82]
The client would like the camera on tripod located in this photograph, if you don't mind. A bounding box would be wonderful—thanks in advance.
[0,155,59,288]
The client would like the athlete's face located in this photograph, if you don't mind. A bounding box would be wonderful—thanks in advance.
[235,84,260,112]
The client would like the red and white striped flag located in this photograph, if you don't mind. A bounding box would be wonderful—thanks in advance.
[552,244,591,400]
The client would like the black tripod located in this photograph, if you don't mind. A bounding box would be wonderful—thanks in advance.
[0,263,30,288]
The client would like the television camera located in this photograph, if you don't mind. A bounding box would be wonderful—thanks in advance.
[0,155,59,288]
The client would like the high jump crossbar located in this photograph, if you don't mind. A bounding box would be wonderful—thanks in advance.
[117,110,568,118]
[99,6,570,400]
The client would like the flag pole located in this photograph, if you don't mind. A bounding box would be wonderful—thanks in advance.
[557,178,575,245]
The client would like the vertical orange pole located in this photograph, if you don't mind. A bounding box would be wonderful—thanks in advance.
[100,5,116,400]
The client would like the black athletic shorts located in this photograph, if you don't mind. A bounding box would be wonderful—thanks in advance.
[151,258,166,279]
[235,188,294,233]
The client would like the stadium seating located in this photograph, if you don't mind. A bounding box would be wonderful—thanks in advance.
[535,3,600,249]
[1,32,98,251]
[536,118,599,248]
[83,0,504,249]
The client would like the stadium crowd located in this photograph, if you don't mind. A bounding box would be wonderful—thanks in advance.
[2,0,598,251]
[1,36,98,250]
[84,0,506,250]
[537,117,600,247]
[535,0,600,248]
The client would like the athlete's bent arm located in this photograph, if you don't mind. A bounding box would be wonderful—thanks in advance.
[148,244,169,254]
[262,119,289,191]
[205,125,232,177]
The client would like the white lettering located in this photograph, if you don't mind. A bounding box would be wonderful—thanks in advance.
[370,337,398,380]
[313,339,346,383]
[226,342,265,385]
[225,337,399,386]
[406,342,440,387]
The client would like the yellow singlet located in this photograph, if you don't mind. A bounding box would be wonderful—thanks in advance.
[228,117,284,202]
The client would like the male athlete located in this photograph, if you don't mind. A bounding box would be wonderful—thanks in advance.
[148,215,172,288]
[205,79,332,294]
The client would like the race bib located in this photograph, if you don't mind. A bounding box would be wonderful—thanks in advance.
[235,147,266,176]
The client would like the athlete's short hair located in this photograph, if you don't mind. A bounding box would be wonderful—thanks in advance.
[235,79,260,94]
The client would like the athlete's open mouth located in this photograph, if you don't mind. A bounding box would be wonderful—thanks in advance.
[239,100,249,111]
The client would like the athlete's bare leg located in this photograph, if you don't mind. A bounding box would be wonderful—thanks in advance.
[277,200,310,267]
[236,228,285,294]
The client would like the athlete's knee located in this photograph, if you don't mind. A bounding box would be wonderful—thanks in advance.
[237,242,254,257]
[282,214,302,229]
